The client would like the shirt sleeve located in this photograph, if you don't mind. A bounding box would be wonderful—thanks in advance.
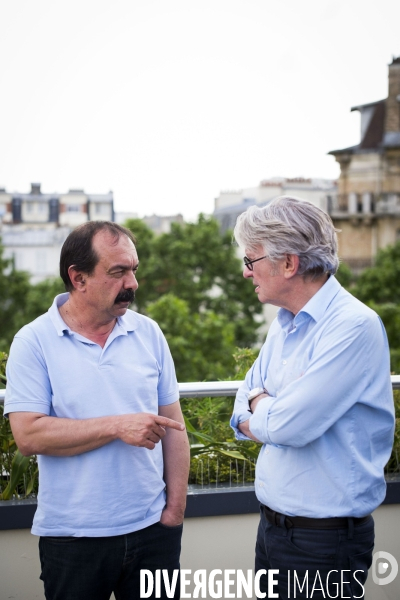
[4,335,52,416]
[230,349,267,440]
[155,327,180,406]
[248,313,392,447]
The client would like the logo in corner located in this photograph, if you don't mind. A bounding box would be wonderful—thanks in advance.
[372,551,398,586]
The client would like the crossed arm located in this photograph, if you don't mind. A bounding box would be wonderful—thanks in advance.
[237,392,266,442]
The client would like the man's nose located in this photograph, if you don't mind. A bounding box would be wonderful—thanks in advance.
[243,265,253,279]
[125,271,139,289]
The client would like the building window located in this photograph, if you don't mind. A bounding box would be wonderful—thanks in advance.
[66,205,81,212]
[49,198,59,222]
[12,251,23,271]
[12,198,22,223]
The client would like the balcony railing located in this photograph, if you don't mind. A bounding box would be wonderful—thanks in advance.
[328,192,400,216]
[1,375,400,405]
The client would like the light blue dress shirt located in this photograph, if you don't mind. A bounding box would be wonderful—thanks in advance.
[231,276,395,518]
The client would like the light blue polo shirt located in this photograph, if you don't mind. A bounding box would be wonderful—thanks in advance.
[5,293,179,537]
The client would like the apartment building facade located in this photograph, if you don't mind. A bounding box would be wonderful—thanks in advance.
[0,183,114,283]
[328,57,400,270]
[213,177,337,234]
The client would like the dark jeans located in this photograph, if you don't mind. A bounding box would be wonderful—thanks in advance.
[39,521,183,600]
[255,508,374,599]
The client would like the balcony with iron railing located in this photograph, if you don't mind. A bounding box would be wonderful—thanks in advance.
[328,192,400,217]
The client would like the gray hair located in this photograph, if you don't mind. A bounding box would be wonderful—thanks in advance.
[234,196,339,278]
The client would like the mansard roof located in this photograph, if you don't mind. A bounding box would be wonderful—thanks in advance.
[329,99,386,156]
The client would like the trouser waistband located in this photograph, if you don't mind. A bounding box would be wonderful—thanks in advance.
[261,504,371,530]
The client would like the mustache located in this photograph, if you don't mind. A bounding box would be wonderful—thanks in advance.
[114,289,135,304]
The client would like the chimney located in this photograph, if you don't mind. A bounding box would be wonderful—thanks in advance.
[385,57,400,133]
[31,182,41,194]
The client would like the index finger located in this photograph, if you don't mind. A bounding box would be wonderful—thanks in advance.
[154,416,185,431]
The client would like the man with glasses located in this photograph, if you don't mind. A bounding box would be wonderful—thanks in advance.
[231,196,394,599]
[5,221,189,600]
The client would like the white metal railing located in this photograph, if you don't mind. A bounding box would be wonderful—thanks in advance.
[179,376,400,396]
[178,381,241,398]
[1,375,400,404]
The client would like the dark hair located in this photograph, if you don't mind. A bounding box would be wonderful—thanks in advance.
[60,221,136,292]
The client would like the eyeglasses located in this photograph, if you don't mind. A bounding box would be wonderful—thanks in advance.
[243,255,268,271]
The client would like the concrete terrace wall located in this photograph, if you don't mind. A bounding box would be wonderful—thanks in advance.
[1,488,400,600]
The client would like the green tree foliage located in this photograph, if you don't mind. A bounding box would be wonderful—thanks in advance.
[350,241,400,373]
[0,246,32,349]
[335,261,354,289]
[352,241,400,304]
[124,218,155,266]
[13,277,65,334]
[146,294,236,382]
[0,216,262,385]
[0,241,65,350]
[125,215,262,349]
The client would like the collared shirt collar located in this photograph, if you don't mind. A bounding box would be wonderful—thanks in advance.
[48,293,140,337]
[277,275,342,331]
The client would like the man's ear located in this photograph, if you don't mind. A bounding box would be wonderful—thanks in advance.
[283,254,300,279]
[67,266,87,291]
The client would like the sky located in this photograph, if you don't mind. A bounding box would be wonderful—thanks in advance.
[1,0,399,222]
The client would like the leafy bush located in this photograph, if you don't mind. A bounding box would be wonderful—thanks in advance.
[184,347,261,485]
[0,353,38,500]
[385,390,400,475]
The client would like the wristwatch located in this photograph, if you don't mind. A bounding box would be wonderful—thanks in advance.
[247,387,267,413]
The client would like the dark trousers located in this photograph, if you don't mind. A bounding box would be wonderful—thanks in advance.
[39,521,183,600]
[255,509,374,599]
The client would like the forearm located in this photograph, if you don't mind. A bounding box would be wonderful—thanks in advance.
[159,403,190,523]
[162,429,190,514]
[9,413,119,456]
[237,419,262,443]
[9,411,184,457]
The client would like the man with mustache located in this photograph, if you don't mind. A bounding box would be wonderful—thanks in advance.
[4,221,190,600]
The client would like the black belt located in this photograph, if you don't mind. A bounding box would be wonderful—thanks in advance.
[261,504,371,530]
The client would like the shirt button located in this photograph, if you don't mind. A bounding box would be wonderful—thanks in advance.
[282,360,287,365]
